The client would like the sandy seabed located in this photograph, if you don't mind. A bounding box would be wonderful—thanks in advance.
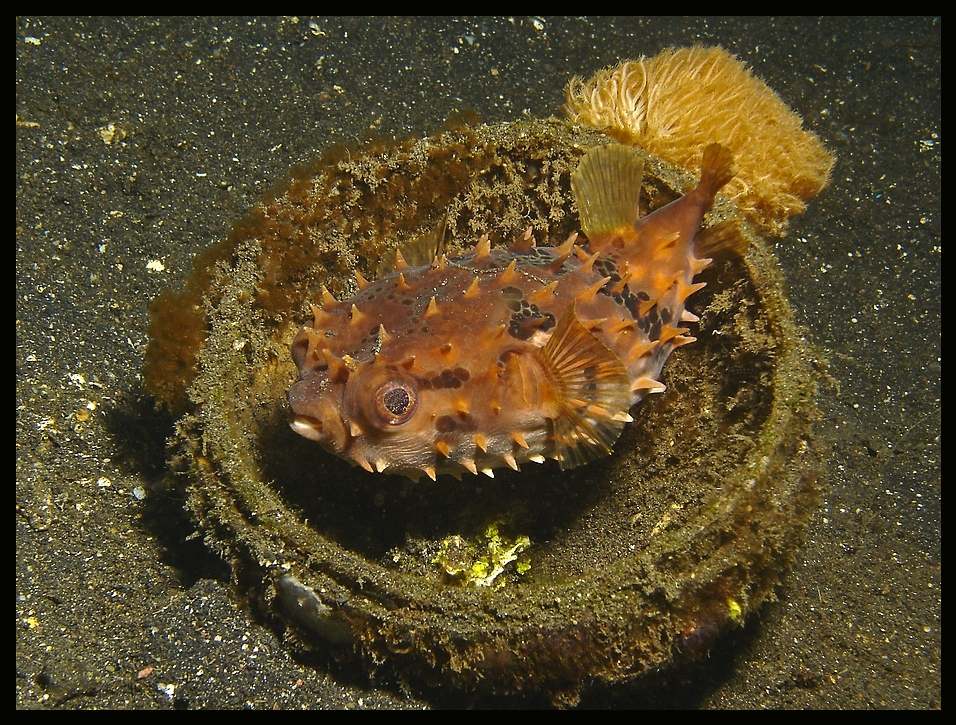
[16,16,939,709]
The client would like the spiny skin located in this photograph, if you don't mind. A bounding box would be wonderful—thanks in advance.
[289,144,733,480]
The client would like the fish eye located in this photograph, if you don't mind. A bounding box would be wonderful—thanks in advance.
[375,381,417,425]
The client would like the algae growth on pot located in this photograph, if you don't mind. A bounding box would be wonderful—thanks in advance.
[145,48,831,704]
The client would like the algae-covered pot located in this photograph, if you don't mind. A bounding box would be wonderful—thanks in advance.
[149,117,822,704]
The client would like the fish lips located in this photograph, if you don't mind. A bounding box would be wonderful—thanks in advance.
[288,372,349,453]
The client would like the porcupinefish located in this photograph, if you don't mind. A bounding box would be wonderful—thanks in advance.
[289,143,737,480]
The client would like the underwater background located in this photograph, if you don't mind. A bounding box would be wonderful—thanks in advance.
[16,16,939,709]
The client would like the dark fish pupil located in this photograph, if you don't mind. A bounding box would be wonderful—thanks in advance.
[383,387,410,416]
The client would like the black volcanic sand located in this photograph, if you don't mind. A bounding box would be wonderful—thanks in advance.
[16,16,939,709]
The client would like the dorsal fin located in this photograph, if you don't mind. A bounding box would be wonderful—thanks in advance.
[537,303,632,469]
[571,144,644,249]
[378,213,449,275]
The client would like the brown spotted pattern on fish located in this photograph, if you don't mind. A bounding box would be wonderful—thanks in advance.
[289,143,737,480]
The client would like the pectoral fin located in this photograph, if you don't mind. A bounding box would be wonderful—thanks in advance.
[538,303,632,469]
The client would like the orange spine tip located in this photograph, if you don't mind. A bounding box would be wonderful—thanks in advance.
[322,349,351,382]
[499,258,519,284]
[692,257,713,274]
[510,226,536,252]
[422,465,437,481]
[349,304,368,325]
[529,280,558,303]
[613,265,637,293]
[528,454,546,463]
[480,467,495,478]
[680,310,700,323]
[354,270,369,289]
[658,324,689,344]
[464,276,481,298]
[574,246,599,274]
[353,453,374,473]
[671,335,697,349]
[378,323,392,344]
[310,304,331,329]
[395,249,408,270]
[551,231,578,261]
[302,328,324,360]
[475,234,491,259]
[678,280,707,301]
[511,432,530,449]
[460,458,478,475]
[320,285,337,307]
[473,433,489,452]
[425,296,440,317]
[374,458,389,473]
[502,452,519,471]
[577,276,612,301]
[435,440,451,457]
[632,376,666,393]
[454,399,470,414]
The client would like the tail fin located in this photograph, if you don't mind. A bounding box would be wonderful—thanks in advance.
[698,143,735,199]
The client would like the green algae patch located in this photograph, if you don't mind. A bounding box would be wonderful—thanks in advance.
[434,524,532,587]
[155,118,824,705]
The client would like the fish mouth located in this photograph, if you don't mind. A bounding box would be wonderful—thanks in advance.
[290,415,324,443]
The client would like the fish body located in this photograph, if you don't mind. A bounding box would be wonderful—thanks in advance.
[289,143,736,480]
